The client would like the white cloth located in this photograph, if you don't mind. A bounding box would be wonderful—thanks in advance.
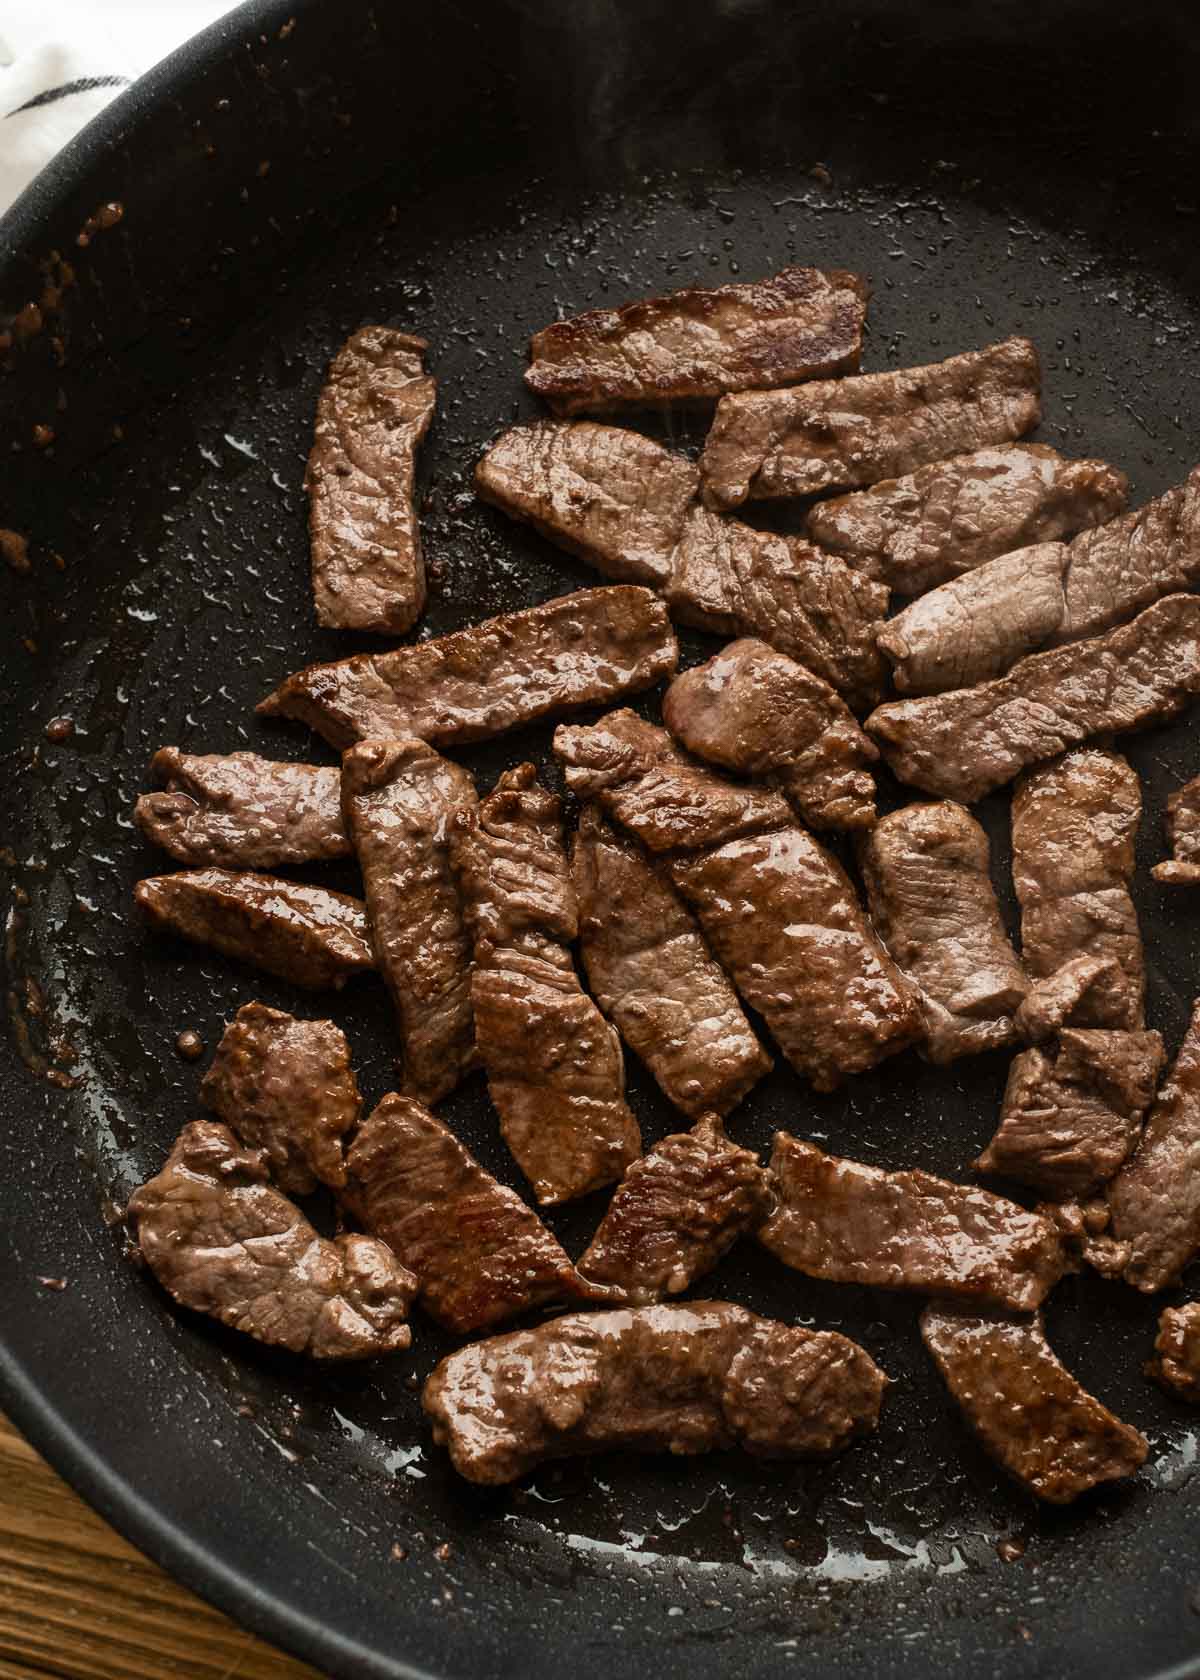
[0,1,234,213]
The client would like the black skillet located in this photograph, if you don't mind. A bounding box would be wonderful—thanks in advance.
[3,1,1200,1675]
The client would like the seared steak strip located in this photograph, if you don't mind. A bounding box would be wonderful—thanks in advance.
[662,638,878,832]
[422,1301,886,1484]
[342,739,477,1107]
[449,764,640,1204]
[858,801,1028,1062]
[759,1133,1065,1310]
[259,585,678,750]
[1015,955,1119,1045]
[920,1304,1148,1503]
[1150,1303,1200,1402]
[578,1114,772,1304]
[1153,775,1200,885]
[806,443,1128,596]
[700,337,1041,511]
[134,868,374,990]
[525,267,868,415]
[129,1122,415,1360]
[306,327,435,635]
[571,805,770,1117]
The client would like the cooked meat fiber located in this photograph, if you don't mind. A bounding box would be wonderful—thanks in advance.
[806,443,1129,596]
[700,337,1041,511]
[1153,776,1200,885]
[858,802,1028,1062]
[307,327,435,635]
[525,267,869,416]
[759,1133,1065,1310]
[135,749,349,870]
[578,1114,772,1304]
[449,765,640,1205]
[866,594,1200,803]
[1015,955,1120,1044]
[201,1003,360,1194]
[341,739,477,1107]
[572,805,771,1117]
[422,1302,886,1485]
[134,869,374,990]
[129,1122,415,1360]
[662,638,878,832]
[345,1095,601,1334]
[259,585,677,750]
[1150,1303,1200,1403]
[920,1304,1148,1504]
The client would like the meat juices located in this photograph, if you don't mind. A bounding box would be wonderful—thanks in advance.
[134,869,375,990]
[920,1304,1148,1503]
[524,266,869,415]
[858,802,1028,1061]
[259,585,678,750]
[571,806,770,1117]
[699,337,1041,511]
[1153,776,1200,885]
[341,739,477,1107]
[129,1122,415,1360]
[1150,1303,1200,1402]
[201,1002,360,1194]
[662,638,878,832]
[422,1302,887,1484]
[578,1114,772,1303]
[135,749,350,870]
[344,1095,600,1334]
[306,327,436,634]
[759,1133,1065,1311]
[866,594,1200,803]
[806,443,1129,596]
[450,765,640,1205]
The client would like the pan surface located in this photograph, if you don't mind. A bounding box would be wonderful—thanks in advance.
[2,2,1200,1676]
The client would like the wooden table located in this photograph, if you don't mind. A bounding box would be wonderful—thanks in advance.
[0,1413,324,1680]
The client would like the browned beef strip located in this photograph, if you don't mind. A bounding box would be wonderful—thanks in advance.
[341,739,477,1108]
[134,868,374,990]
[1153,775,1200,885]
[920,1304,1147,1503]
[866,595,1200,803]
[129,1122,415,1360]
[449,765,640,1205]
[306,327,435,635]
[700,338,1041,511]
[524,267,869,416]
[759,1133,1065,1310]
[806,444,1128,596]
[344,1095,600,1334]
[662,638,878,832]
[422,1301,886,1484]
[578,1114,772,1304]
[858,802,1028,1062]
[1015,955,1120,1044]
[571,805,770,1117]
[1150,1303,1200,1402]
[258,586,678,750]
[200,1003,360,1194]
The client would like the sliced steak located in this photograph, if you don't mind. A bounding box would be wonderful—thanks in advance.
[866,594,1200,803]
[134,868,374,989]
[259,585,678,750]
[700,337,1041,511]
[1015,955,1120,1044]
[1150,1303,1200,1402]
[572,805,770,1116]
[524,267,869,415]
[344,1095,601,1334]
[135,749,349,870]
[759,1132,1065,1310]
[422,1301,886,1484]
[662,638,878,832]
[200,1002,360,1194]
[341,739,477,1107]
[450,765,640,1204]
[307,327,435,634]
[1153,775,1200,885]
[858,801,1028,1062]
[578,1114,772,1303]
[806,443,1128,595]
[129,1121,415,1360]
[921,1304,1148,1503]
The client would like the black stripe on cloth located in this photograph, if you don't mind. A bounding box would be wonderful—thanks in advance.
[7,75,128,117]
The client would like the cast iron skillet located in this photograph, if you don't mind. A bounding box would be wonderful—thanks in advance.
[3,2,1200,1675]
